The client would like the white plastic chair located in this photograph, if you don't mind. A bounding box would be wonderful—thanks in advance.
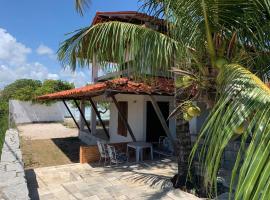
[97,141,109,166]
[107,145,127,166]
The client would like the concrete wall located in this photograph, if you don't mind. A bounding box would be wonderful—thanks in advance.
[9,100,68,124]
[0,129,29,199]
[109,94,176,143]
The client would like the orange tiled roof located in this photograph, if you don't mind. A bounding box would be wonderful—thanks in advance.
[37,77,174,100]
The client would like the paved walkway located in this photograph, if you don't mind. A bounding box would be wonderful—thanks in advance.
[26,159,201,200]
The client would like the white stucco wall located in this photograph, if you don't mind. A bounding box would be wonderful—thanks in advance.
[9,100,68,124]
[108,94,176,143]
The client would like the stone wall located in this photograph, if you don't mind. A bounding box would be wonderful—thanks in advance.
[0,129,29,200]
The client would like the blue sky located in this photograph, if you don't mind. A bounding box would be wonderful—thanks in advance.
[0,0,139,88]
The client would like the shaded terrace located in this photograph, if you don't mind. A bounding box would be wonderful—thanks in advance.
[26,158,201,200]
[37,77,175,144]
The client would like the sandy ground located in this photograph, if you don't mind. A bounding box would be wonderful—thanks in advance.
[18,123,83,169]
[21,137,84,169]
[17,123,78,140]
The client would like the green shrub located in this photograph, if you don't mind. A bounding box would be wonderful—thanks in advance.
[0,101,8,155]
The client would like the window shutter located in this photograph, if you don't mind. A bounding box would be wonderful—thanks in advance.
[117,101,128,137]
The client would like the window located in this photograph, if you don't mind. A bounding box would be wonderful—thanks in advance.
[117,101,128,137]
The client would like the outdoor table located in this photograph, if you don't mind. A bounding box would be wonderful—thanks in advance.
[126,141,153,162]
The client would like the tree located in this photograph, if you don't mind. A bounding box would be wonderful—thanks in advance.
[35,79,75,97]
[62,0,270,198]
[1,79,42,102]
[1,79,74,103]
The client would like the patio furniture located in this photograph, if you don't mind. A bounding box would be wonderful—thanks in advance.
[153,136,173,157]
[97,140,109,166]
[127,142,153,163]
[107,145,127,165]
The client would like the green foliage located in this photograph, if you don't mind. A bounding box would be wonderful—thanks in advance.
[1,79,42,102]
[0,100,8,155]
[58,22,180,77]
[1,79,74,103]
[35,79,75,97]
[75,0,90,16]
[62,0,270,79]
[0,79,74,153]
[189,64,270,199]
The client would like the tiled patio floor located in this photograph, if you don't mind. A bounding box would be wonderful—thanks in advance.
[26,159,201,200]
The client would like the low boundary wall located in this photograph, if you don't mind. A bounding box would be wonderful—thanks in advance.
[9,100,67,124]
[0,129,29,200]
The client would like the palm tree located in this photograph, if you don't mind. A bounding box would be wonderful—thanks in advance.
[66,0,270,199]
[74,0,90,16]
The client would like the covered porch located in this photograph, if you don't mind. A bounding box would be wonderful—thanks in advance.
[38,77,176,163]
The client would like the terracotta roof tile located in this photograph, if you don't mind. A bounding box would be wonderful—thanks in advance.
[37,77,174,100]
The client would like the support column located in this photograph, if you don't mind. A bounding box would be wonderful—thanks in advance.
[91,101,97,135]
[79,100,85,131]
[62,100,80,129]
[89,98,109,139]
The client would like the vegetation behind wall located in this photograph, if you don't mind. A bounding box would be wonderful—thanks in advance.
[0,100,8,155]
[0,78,75,154]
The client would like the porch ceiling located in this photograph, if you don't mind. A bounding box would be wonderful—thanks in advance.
[37,77,175,101]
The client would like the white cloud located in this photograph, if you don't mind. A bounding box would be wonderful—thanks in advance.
[36,44,53,55]
[47,73,59,80]
[36,44,55,59]
[0,29,54,88]
[61,69,89,87]
[0,62,53,88]
[0,28,31,66]
[0,28,90,89]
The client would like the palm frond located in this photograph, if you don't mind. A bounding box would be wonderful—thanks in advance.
[142,0,270,75]
[75,0,90,16]
[58,21,184,76]
[189,64,270,199]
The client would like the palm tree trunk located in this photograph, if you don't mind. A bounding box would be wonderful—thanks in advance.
[171,94,192,188]
[175,118,192,187]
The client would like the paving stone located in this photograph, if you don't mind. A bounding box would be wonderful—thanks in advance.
[6,163,24,172]
[0,152,17,162]
[117,195,130,200]
[0,164,5,172]
[39,193,57,200]
[0,129,29,200]
[0,171,16,181]
[167,189,201,200]
[85,195,101,200]
[27,161,200,200]
[0,176,25,187]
